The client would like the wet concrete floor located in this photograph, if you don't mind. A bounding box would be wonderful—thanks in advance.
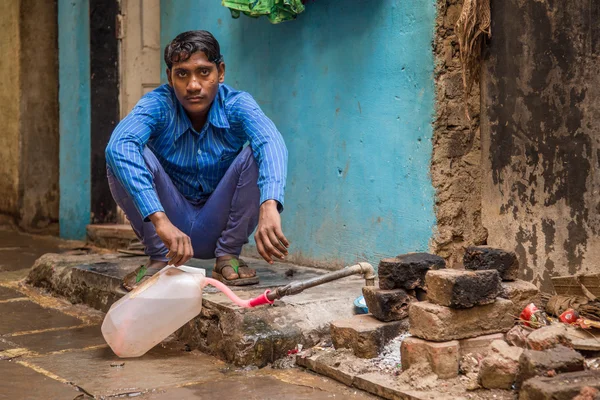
[0,227,375,399]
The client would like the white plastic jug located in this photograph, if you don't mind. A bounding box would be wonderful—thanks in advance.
[101,265,206,358]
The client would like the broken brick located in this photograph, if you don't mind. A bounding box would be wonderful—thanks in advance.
[330,314,407,359]
[400,337,459,379]
[478,340,523,389]
[378,253,446,291]
[499,279,540,315]
[459,333,505,358]
[409,299,515,341]
[518,345,585,387]
[425,269,501,308]
[463,246,519,281]
[526,324,572,351]
[519,370,600,400]
[362,286,411,322]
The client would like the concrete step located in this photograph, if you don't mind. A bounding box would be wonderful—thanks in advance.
[86,224,138,250]
[26,252,367,367]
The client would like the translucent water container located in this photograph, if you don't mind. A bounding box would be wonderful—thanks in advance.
[101,265,206,358]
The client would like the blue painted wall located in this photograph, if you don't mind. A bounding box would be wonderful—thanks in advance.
[161,0,437,266]
[58,0,91,239]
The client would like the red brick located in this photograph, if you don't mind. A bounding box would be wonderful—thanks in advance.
[400,337,459,379]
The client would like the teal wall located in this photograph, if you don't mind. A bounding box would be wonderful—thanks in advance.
[58,0,91,239]
[161,0,437,266]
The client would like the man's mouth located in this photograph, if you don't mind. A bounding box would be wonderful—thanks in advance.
[186,95,204,102]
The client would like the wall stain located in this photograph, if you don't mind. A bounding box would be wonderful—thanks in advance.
[484,0,597,289]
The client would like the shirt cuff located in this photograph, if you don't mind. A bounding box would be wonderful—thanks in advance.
[260,183,285,213]
[132,189,165,221]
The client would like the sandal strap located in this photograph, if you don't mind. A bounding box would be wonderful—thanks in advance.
[215,258,247,275]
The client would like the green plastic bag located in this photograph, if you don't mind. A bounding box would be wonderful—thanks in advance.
[222,0,306,24]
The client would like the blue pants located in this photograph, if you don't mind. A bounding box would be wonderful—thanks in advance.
[107,146,260,261]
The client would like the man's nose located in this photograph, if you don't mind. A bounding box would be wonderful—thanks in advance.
[187,77,201,92]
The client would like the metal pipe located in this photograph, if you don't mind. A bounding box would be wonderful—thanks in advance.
[266,262,375,301]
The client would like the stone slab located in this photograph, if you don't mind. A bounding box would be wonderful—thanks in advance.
[296,353,357,387]
[464,246,519,281]
[518,345,585,387]
[331,314,408,358]
[6,325,104,354]
[23,345,227,398]
[526,324,571,351]
[0,285,26,300]
[519,370,600,400]
[378,253,446,291]
[400,337,459,378]
[0,360,81,399]
[409,299,515,341]
[425,269,501,308]
[0,300,82,335]
[137,374,374,400]
[362,286,411,321]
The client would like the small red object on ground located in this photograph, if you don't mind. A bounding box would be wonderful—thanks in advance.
[559,308,579,324]
[520,303,539,327]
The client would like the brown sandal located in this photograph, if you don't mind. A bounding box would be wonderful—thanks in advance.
[212,257,259,286]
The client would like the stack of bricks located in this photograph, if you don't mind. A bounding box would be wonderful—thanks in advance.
[330,253,445,359]
[401,247,540,379]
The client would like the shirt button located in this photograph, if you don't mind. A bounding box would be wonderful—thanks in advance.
[197,150,202,155]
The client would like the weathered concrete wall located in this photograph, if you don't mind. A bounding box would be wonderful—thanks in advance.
[0,0,21,217]
[19,0,59,230]
[432,0,487,267]
[481,0,600,290]
[0,0,59,232]
[161,1,437,268]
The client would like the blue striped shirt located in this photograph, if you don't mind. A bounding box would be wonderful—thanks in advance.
[106,83,287,220]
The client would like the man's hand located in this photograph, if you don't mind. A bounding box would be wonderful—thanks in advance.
[255,200,289,264]
[149,212,193,266]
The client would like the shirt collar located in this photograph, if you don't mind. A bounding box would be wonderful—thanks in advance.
[172,85,230,141]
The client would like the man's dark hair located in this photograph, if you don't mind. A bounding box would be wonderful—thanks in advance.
[164,30,223,69]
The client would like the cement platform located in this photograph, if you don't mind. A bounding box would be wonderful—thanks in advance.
[26,252,368,367]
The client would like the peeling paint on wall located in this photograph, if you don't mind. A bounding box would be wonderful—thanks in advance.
[481,0,600,290]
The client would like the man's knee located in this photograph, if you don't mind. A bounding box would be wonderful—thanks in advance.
[237,146,258,177]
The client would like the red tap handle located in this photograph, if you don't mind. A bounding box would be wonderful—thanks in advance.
[248,290,275,307]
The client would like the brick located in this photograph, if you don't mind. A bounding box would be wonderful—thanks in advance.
[519,370,600,400]
[499,280,540,315]
[401,337,459,379]
[518,345,585,387]
[330,314,407,359]
[459,333,505,358]
[408,299,515,341]
[362,286,411,322]
[526,324,572,351]
[478,340,523,389]
[425,269,501,308]
[464,246,519,281]
[378,253,446,291]
[506,325,532,348]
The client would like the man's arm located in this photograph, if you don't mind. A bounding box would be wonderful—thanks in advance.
[230,93,289,264]
[106,98,193,266]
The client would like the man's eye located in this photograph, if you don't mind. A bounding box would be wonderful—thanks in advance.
[201,69,210,76]
[176,71,187,77]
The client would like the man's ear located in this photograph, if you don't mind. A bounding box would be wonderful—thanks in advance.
[218,62,226,83]
[166,69,173,86]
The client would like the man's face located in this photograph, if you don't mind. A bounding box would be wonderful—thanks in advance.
[167,51,225,118]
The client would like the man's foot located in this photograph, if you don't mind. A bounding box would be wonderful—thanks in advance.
[212,256,259,286]
[122,259,168,292]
